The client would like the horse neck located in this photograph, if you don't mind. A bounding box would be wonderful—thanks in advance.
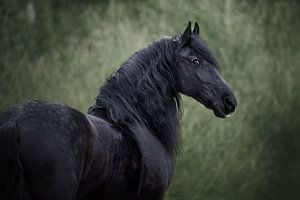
[89,38,181,155]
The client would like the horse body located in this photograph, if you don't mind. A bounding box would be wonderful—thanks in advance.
[0,100,172,200]
[0,22,237,200]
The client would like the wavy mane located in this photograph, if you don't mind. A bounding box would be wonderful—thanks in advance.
[88,37,181,155]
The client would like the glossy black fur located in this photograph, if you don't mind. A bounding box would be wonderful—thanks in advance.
[0,22,237,200]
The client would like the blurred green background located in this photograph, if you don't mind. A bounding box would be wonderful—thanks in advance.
[0,0,299,199]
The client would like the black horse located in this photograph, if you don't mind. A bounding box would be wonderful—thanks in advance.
[0,22,237,200]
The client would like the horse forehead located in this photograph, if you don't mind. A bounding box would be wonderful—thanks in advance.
[190,37,219,67]
[191,37,210,52]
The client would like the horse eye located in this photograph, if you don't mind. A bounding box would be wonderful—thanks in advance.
[192,59,200,65]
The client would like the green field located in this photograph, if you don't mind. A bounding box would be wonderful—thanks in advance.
[0,0,299,199]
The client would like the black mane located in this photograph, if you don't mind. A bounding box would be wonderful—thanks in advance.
[88,37,181,155]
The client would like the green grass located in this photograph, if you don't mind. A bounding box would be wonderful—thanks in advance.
[1,0,299,199]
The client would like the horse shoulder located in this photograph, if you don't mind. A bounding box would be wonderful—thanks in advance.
[78,114,141,199]
[131,124,174,200]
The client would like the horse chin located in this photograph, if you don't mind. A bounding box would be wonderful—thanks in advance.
[193,96,233,118]
[212,106,227,118]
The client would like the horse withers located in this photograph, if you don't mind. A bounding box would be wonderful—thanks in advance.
[0,22,237,200]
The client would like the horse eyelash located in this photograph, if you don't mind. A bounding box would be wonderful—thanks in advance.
[192,59,200,65]
[190,55,202,65]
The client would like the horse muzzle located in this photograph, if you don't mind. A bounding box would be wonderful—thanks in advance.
[213,93,237,118]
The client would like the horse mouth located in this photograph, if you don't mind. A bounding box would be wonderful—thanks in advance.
[212,103,236,118]
[194,96,236,118]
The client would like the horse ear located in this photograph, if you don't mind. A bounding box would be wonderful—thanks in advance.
[193,22,200,35]
[182,21,192,46]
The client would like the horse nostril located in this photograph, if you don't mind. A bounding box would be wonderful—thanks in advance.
[223,95,236,114]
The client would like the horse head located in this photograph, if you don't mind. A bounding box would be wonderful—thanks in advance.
[174,22,237,118]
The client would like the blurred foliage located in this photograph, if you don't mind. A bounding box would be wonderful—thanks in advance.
[0,0,299,199]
